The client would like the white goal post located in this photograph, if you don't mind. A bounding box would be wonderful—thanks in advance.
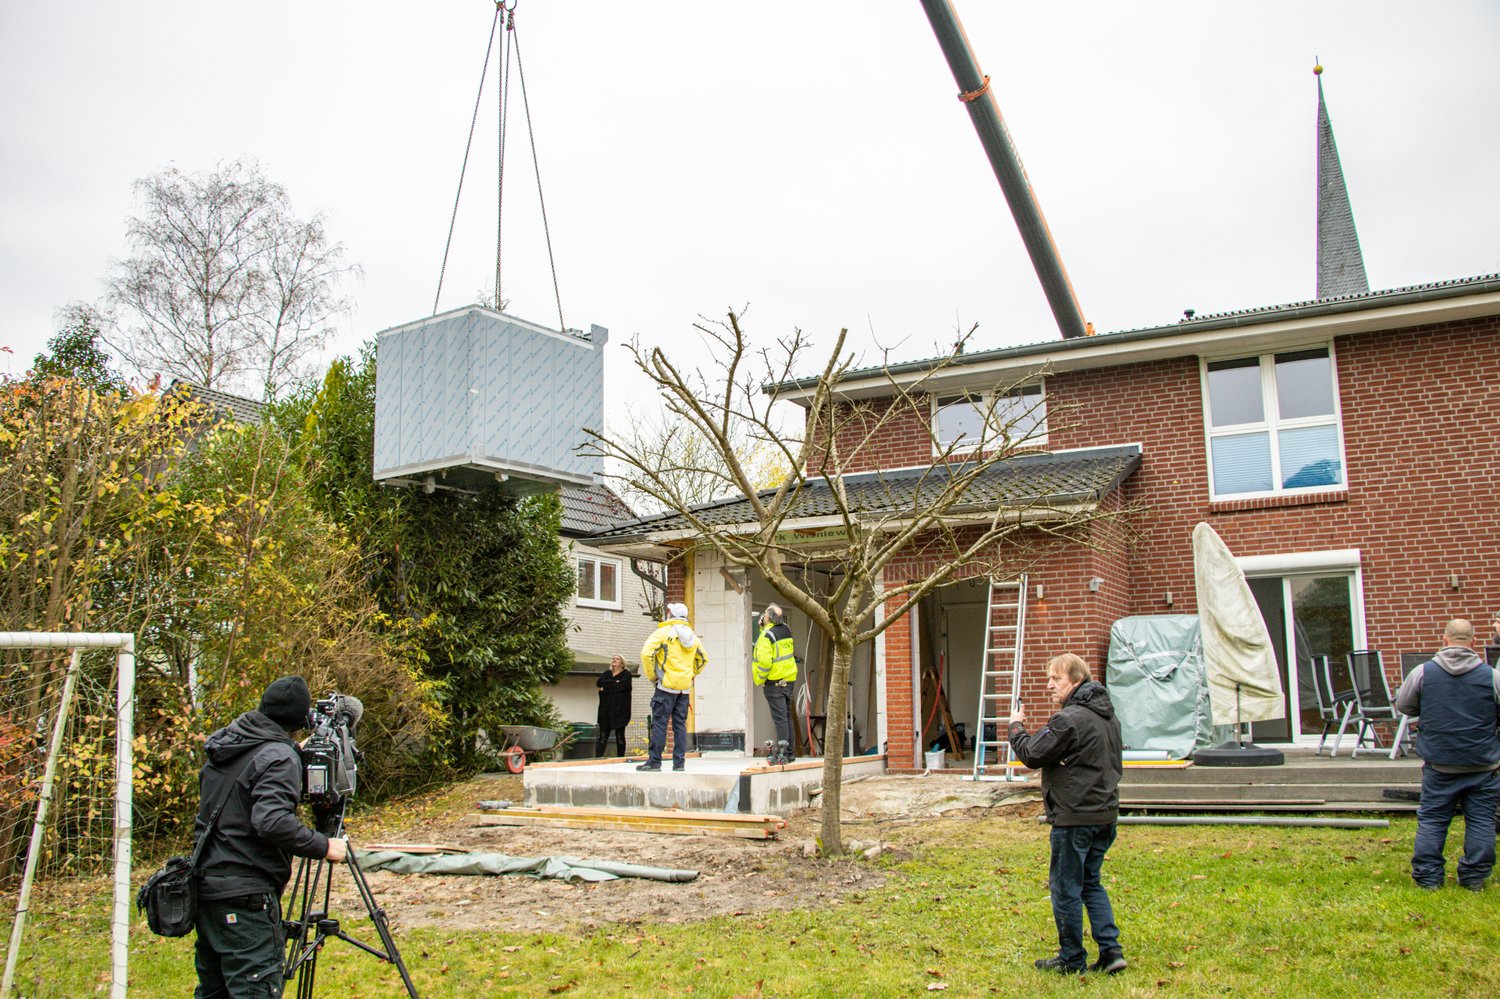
[0,633,135,999]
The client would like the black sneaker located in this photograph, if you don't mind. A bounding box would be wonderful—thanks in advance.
[1458,881,1485,892]
[672,762,686,772]
[636,762,661,772]
[1033,956,1083,974]
[1089,951,1128,975]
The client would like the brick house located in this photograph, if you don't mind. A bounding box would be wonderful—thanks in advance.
[582,273,1500,770]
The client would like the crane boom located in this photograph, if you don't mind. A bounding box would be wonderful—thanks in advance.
[918,0,1090,340]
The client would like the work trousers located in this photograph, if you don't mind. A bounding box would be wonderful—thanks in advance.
[647,687,691,766]
[1048,823,1122,970]
[1412,765,1500,888]
[762,682,794,751]
[194,892,285,999]
[596,725,628,757]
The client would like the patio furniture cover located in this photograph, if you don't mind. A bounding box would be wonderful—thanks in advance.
[1106,615,1217,759]
[1192,522,1285,726]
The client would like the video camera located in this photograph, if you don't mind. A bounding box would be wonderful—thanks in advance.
[300,693,363,809]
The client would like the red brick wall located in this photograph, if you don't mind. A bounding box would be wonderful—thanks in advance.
[868,314,1500,765]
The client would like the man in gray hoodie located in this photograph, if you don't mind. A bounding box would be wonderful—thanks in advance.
[1395,619,1500,890]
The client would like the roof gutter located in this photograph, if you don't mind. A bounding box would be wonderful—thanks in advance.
[770,276,1500,401]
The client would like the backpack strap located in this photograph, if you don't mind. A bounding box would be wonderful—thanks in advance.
[188,750,265,871]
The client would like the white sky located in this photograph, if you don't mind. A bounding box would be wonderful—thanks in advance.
[3,1,1498,424]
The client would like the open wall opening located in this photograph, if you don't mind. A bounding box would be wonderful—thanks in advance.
[915,578,989,762]
[748,565,877,759]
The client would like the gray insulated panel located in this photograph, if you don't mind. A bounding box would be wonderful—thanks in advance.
[372,306,607,492]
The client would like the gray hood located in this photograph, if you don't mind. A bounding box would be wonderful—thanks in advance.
[1433,646,1484,676]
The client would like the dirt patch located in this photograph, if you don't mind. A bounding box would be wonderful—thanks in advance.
[332,776,882,933]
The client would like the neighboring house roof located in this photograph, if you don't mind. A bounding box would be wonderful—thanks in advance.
[772,273,1500,398]
[171,381,268,424]
[584,444,1141,546]
[559,483,637,536]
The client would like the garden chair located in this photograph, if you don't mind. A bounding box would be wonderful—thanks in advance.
[1309,654,1355,756]
[1387,653,1429,760]
[1343,650,1400,759]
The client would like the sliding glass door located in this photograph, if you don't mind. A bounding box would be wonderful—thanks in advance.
[1245,572,1357,742]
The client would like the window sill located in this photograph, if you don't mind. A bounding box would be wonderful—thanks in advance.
[1209,489,1348,514]
[576,599,624,612]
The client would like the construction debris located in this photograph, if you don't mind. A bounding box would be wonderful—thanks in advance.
[472,803,787,839]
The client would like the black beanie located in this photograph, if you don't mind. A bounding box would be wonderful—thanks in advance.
[259,676,312,730]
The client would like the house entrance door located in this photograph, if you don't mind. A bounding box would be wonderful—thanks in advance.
[1245,573,1357,742]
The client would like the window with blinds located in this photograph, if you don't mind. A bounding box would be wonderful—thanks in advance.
[1203,348,1344,498]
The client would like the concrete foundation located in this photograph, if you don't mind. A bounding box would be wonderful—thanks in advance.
[523,753,887,816]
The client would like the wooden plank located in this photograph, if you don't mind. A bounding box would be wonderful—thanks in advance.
[523,804,784,827]
[1122,798,1325,806]
[363,842,468,854]
[469,813,780,839]
[527,752,700,771]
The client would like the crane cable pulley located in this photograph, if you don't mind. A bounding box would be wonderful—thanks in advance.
[433,1,566,334]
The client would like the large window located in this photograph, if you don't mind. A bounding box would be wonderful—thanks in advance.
[577,554,621,610]
[933,384,1046,451]
[1204,348,1344,498]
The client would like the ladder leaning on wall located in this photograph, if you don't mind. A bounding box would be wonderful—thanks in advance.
[970,574,1028,782]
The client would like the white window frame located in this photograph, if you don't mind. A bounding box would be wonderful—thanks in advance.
[931,382,1047,455]
[576,553,623,610]
[1200,345,1347,500]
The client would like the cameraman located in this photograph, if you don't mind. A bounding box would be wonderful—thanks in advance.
[194,675,348,998]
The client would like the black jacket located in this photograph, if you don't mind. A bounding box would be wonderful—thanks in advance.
[1008,681,1122,827]
[195,710,329,900]
[596,668,632,729]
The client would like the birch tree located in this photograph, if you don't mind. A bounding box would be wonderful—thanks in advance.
[109,158,357,401]
[583,312,1138,853]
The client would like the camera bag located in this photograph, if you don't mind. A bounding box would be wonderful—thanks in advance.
[137,752,254,937]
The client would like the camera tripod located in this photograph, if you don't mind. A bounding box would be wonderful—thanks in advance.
[282,801,420,998]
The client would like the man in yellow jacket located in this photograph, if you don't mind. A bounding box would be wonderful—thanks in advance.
[637,602,709,772]
[753,604,798,765]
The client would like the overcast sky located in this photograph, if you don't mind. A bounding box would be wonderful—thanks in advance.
[3,1,1498,422]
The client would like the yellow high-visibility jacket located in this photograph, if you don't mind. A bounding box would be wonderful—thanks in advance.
[752,623,797,685]
[641,617,708,691]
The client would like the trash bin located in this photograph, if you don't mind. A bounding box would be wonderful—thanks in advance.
[565,723,598,759]
[924,749,946,770]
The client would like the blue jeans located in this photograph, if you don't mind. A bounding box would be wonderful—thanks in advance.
[1048,823,1122,969]
[648,688,691,766]
[1412,765,1500,888]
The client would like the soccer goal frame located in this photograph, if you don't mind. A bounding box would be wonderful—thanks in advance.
[0,632,135,999]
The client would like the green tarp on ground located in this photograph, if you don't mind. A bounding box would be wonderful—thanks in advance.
[354,851,698,883]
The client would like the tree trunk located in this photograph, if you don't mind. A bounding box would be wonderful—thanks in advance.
[818,638,855,854]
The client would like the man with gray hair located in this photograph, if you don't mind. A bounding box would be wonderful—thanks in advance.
[753,604,798,765]
[1395,618,1500,890]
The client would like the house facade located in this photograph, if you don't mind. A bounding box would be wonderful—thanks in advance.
[584,276,1500,770]
[542,484,662,752]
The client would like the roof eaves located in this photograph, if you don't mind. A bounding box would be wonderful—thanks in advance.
[772,273,1500,394]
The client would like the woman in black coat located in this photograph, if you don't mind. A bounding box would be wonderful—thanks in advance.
[596,654,632,757]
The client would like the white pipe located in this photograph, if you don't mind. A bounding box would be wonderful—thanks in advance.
[1,650,83,999]
[112,645,135,999]
[1118,815,1388,829]
[0,633,135,649]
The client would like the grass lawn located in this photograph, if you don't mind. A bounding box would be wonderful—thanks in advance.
[12,813,1497,997]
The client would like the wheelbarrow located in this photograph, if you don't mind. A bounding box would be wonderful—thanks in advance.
[497,725,561,774]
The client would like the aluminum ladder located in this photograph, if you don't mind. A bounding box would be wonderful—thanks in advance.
[970,574,1028,781]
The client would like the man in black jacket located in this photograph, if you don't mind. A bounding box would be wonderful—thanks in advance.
[1009,653,1126,976]
[194,676,347,998]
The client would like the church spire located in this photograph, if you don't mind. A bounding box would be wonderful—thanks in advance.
[1315,61,1369,298]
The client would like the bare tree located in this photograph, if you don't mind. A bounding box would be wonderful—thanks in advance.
[608,403,791,515]
[583,312,1138,853]
[109,158,357,401]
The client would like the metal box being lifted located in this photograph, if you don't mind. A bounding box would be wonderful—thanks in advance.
[372,306,607,494]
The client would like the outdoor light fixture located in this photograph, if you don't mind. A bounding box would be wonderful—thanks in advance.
[1034,584,1045,601]
[1088,577,1103,593]
[1449,573,1461,591]
[1164,590,1174,607]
